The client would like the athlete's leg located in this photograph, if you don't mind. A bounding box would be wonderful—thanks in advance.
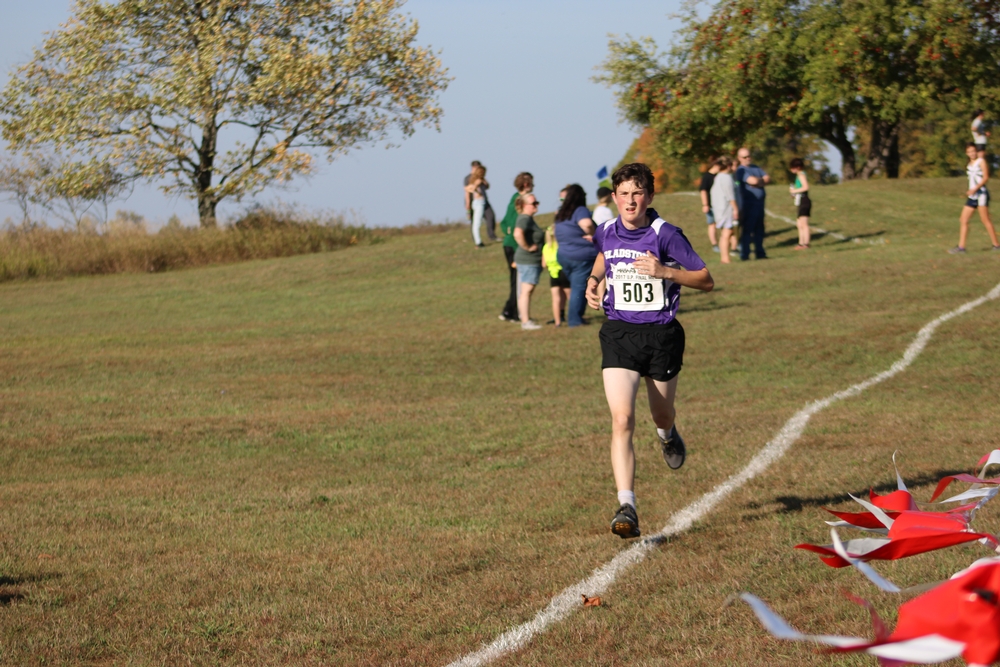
[976,206,999,246]
[718,227,732,264]
[645,375,679,433]
[797,216,811,247]
[959,205,975,249]
[603,368,642,494]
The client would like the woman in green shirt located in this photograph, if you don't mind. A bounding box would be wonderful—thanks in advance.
[788,158,811,249]
[498,172,533,321]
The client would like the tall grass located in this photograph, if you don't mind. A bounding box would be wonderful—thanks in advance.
[0,206,464,281]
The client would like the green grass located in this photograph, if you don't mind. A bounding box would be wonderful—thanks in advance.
[1,177,998,666]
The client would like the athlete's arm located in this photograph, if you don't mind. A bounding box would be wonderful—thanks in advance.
[586,253,606,310]
[634,251,714,292]
[978,159,989,189]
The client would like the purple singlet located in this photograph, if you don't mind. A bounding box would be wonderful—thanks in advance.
[592,208,706,325]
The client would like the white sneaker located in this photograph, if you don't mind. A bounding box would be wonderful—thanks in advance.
[521,320,542,331]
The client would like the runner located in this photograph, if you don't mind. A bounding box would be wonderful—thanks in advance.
[949,142,1000,254]
[585,163,715,539]
[788,158,811,249]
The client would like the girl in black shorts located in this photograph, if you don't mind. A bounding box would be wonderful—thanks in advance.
[788,158,811,249]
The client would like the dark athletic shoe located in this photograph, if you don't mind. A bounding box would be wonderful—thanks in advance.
[659,426,686,470]
[611,504,640,539]
[948,246,967,254]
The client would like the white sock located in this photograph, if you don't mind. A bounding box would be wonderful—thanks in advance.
[657,427,670,441]
[617,490,637,509]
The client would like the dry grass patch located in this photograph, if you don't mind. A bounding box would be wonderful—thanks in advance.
[1,177,998,665]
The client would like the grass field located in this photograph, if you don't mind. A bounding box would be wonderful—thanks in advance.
[1,177,999,666]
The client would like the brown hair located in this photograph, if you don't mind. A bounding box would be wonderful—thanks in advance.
[789,157,805,170]
[611,163,654,194]
[714,156,732,169]
[514,172,533,191]
[470,165,486,182]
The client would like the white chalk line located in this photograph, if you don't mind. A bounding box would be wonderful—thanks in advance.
[667,190,885,245]
[445,280,1000,667]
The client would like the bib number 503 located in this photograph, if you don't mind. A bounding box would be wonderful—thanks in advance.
[621,282,655,304]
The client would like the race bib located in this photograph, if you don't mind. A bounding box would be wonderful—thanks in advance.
[611,262,664,312]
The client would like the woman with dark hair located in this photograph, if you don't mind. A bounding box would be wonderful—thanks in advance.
[554,184,596,327]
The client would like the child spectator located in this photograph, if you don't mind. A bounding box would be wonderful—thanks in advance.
[542,227,570,326]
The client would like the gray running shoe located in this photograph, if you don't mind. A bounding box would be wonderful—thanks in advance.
[948,246,967,254]
[610,503,640,539]
[993,245,1000,252]
[521,320,542,331]
[659,426,686,470]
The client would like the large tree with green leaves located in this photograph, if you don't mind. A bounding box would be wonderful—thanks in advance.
[1,0,449,226]
[598,0,1000,180]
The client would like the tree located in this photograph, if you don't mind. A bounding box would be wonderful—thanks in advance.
[597,0,1000,180]
[0,154,129,228]
[1,0,449,227]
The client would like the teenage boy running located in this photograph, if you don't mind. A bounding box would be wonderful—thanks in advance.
[585,163,714,539]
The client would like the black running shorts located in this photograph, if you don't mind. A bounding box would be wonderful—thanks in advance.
[599,319,685,381]
[797,193,812,218]
[549,270,571,289]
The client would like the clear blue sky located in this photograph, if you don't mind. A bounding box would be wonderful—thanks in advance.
[0,1,839,228]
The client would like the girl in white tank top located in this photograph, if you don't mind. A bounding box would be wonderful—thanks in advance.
[949,143,999,253]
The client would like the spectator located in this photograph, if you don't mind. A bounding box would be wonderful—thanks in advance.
[699,160,721,252]
[949,142,1000,254]
[593,186,616,225]
[788,158,811,249]
[513,194,546,330]
[972,110,990,160]
[554,184,597,327]
[542,226,570,326]
[463,162,490,247]
[709,156,738,265]
[498,172,533,321]
[734,147,770,260]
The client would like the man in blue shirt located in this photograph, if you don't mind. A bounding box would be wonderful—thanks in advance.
[734,147,770,260]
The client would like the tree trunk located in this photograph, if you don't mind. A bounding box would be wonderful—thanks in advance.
[817,110,856,180]
[886,132,900,179]
[195,120,219,227]
[859,119,900,180]
[198,193,218,227]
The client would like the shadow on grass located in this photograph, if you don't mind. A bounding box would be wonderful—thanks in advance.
[763,225,796,239]
[0,590,26,606]
[742,469,965,517]
[0,573,61,587]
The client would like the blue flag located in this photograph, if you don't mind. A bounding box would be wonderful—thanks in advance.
[596,166,608,180]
